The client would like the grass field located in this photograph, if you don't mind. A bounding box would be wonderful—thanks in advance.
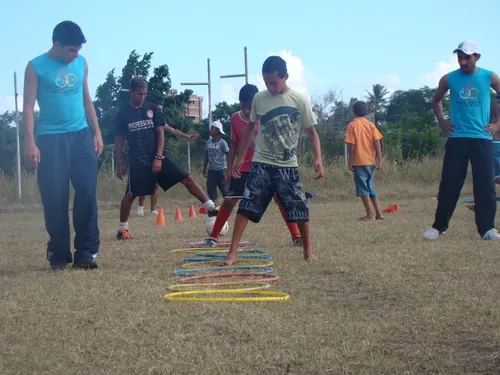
[1,159,500,374]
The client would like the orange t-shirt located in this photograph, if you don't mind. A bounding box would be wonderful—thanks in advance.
[344,117,383,166]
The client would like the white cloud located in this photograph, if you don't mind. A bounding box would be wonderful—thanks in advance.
[219,83,238,104]
[421,56,459,86]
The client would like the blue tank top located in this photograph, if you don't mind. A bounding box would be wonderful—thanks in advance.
[30,53,88,136]
[448,67,493,140]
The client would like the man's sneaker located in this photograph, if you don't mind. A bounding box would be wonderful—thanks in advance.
[207,206,220,218]
[292,236,303,246]
[50,262,68,271]
[73,258,98,270]
[137,207,144,217]
[482,229,500,240]
[203,237,218,248]
[151,210,159,216]
[423,227,445,240]
[116,228,131,240]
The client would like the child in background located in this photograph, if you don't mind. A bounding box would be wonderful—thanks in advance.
[203,120,229,205]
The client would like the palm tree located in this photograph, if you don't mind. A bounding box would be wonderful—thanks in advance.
[365,84,389,125]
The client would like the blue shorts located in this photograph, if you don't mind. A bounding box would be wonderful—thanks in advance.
[354,166,377,197]
[237,162,309,224]
[494,141,500,180]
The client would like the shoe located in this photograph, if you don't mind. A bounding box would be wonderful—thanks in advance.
[116,228,131,240]
[203,237,218,248]
[207,206,220,218]
[72,258,98,269]
[50,262,68,271]
[423,227,445,240]
[137,207,144,217]
[292,236,303,246]
[482,229,500,240]
[151,210,159,216]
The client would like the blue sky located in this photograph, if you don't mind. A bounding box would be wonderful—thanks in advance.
[1,0,499,115]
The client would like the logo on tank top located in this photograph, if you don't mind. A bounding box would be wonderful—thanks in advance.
[458,82,480,108]
[55,67,79,96]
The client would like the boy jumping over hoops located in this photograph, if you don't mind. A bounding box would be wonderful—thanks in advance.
[221,56,324,265]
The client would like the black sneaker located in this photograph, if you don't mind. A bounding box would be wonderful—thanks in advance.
[50,262,69,271]
[207,206,220,218]
[292,236,304,247]
[203,237,218,248]
[72,258,98,270]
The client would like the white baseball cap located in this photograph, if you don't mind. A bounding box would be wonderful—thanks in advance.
[210,120,225,134]
[453,40,480,55]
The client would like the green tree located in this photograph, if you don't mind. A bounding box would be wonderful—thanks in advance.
[365,84,389,125]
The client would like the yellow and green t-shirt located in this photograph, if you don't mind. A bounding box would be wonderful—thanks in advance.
[249,88,317,167]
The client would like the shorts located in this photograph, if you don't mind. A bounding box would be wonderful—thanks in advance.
[237,162,309,224]
[494,141,500,180]
[207,169,229,201]
[354,165,377,197]
[225,172,249,199]
[125,154,190,197]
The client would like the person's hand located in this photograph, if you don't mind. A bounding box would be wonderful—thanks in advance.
[314,158,324,180]
[24,141,40,169]
[225,168,233,184]
[376,158,383,171]
[93,132,104,157]
[152,159,161,173]
[203,169,208,178]
[116,164,126,180]
[349,161,354,172]
[438,119,455,135]
[232,159,243,179]
[485,123,500,135]
[187,133,200,140]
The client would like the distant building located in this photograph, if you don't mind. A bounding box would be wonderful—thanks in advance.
[168,89,203,123]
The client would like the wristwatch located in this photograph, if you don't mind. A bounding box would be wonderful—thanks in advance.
[154,155,164,160]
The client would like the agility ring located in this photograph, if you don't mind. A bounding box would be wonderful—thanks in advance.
[172,266,274,277]
[188,240,255,248]
[184,255,272,262]
[181,259,274,269]
[178,272,279,284]
[195,249,268,257]
[164,289,290,302]
[168,282,271,291]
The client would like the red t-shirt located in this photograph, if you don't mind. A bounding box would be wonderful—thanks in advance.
[230,111,259,173]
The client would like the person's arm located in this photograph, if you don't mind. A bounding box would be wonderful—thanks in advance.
[83,59,103,157]
[374,140,382,170]
[22,62,40,169]
[306,126,324,179]
[163,123,199,139]
[346,144,355,172]
[115,135,125,180]
[203,149,208,177]
[487,73,500,134]
[433,75,454,134]
[152,126,164,173]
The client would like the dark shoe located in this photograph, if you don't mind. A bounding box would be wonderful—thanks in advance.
[292,236,303,247]
[72,258,98,270]
[116,228,131,240]
[207,206,220,218]
[50,262,69,271]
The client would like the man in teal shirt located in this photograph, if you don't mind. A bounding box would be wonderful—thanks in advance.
[424,40,500,241]
[23,21,103,270]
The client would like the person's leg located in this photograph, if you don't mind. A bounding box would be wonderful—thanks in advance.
[273,194,301,243]
[221,163,274,265]
[470,139,497,237]
[69,128,100,267]
[429,138,470,235]
[37,133,72,269]
[137,195,146,216]
[273,165,317,261]
[360,197,374,220]
[216,169,230,201]
[206,170,218,205]
[494,142,500,186]
[367,165,383,219]
[150,184,160,215]
[354,166,374,220]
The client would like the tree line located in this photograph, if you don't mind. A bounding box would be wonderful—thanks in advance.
[1,50,494,177]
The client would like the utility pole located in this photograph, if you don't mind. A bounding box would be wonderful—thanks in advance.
[220,47,248,84]
[181,58,212,124]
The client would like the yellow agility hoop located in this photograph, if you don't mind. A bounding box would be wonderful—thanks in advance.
[168,283,271,291]
[181,259,274,269]
[163,289,290,302]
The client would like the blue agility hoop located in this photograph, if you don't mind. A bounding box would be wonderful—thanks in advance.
[172,266,274,277]
[195,249,268,257]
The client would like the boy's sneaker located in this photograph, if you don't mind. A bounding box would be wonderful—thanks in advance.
[423,227,445,240]
[203,237,218,248]
[137,207,144,217]
[292,236,303,247]
[482,229,500,240]
[116,228,131,240]
[50,262,69,271]
[151,210,159,216]
[73,258,98,270]
[207,206,220,218]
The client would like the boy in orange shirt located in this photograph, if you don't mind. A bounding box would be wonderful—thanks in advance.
[344,101,384,221]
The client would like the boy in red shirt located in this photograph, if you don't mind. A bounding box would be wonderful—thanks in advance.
[203,83,303,248]
[344,101,384,221]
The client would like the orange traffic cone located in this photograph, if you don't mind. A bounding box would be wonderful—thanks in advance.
[156,208,165,226]
[175,207,183,221]
[382,203,398,213]
[189,204,197,218]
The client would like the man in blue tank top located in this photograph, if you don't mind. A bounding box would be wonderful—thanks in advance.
[424,40,500,241]
[22,21,103,270]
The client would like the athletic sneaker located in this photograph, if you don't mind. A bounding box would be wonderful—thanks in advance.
[50,262,69,271]
[423,227,445,240]
[292,236,303,246]
[482,229,500,240]
[73,258,98,269]
[203,237,218,248]
[151,210,159,216]
[137,207,144,217]
[207,206,220,218]
[116,228,132,240]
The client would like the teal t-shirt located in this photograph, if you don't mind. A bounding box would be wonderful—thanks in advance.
[30,53,88,136]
